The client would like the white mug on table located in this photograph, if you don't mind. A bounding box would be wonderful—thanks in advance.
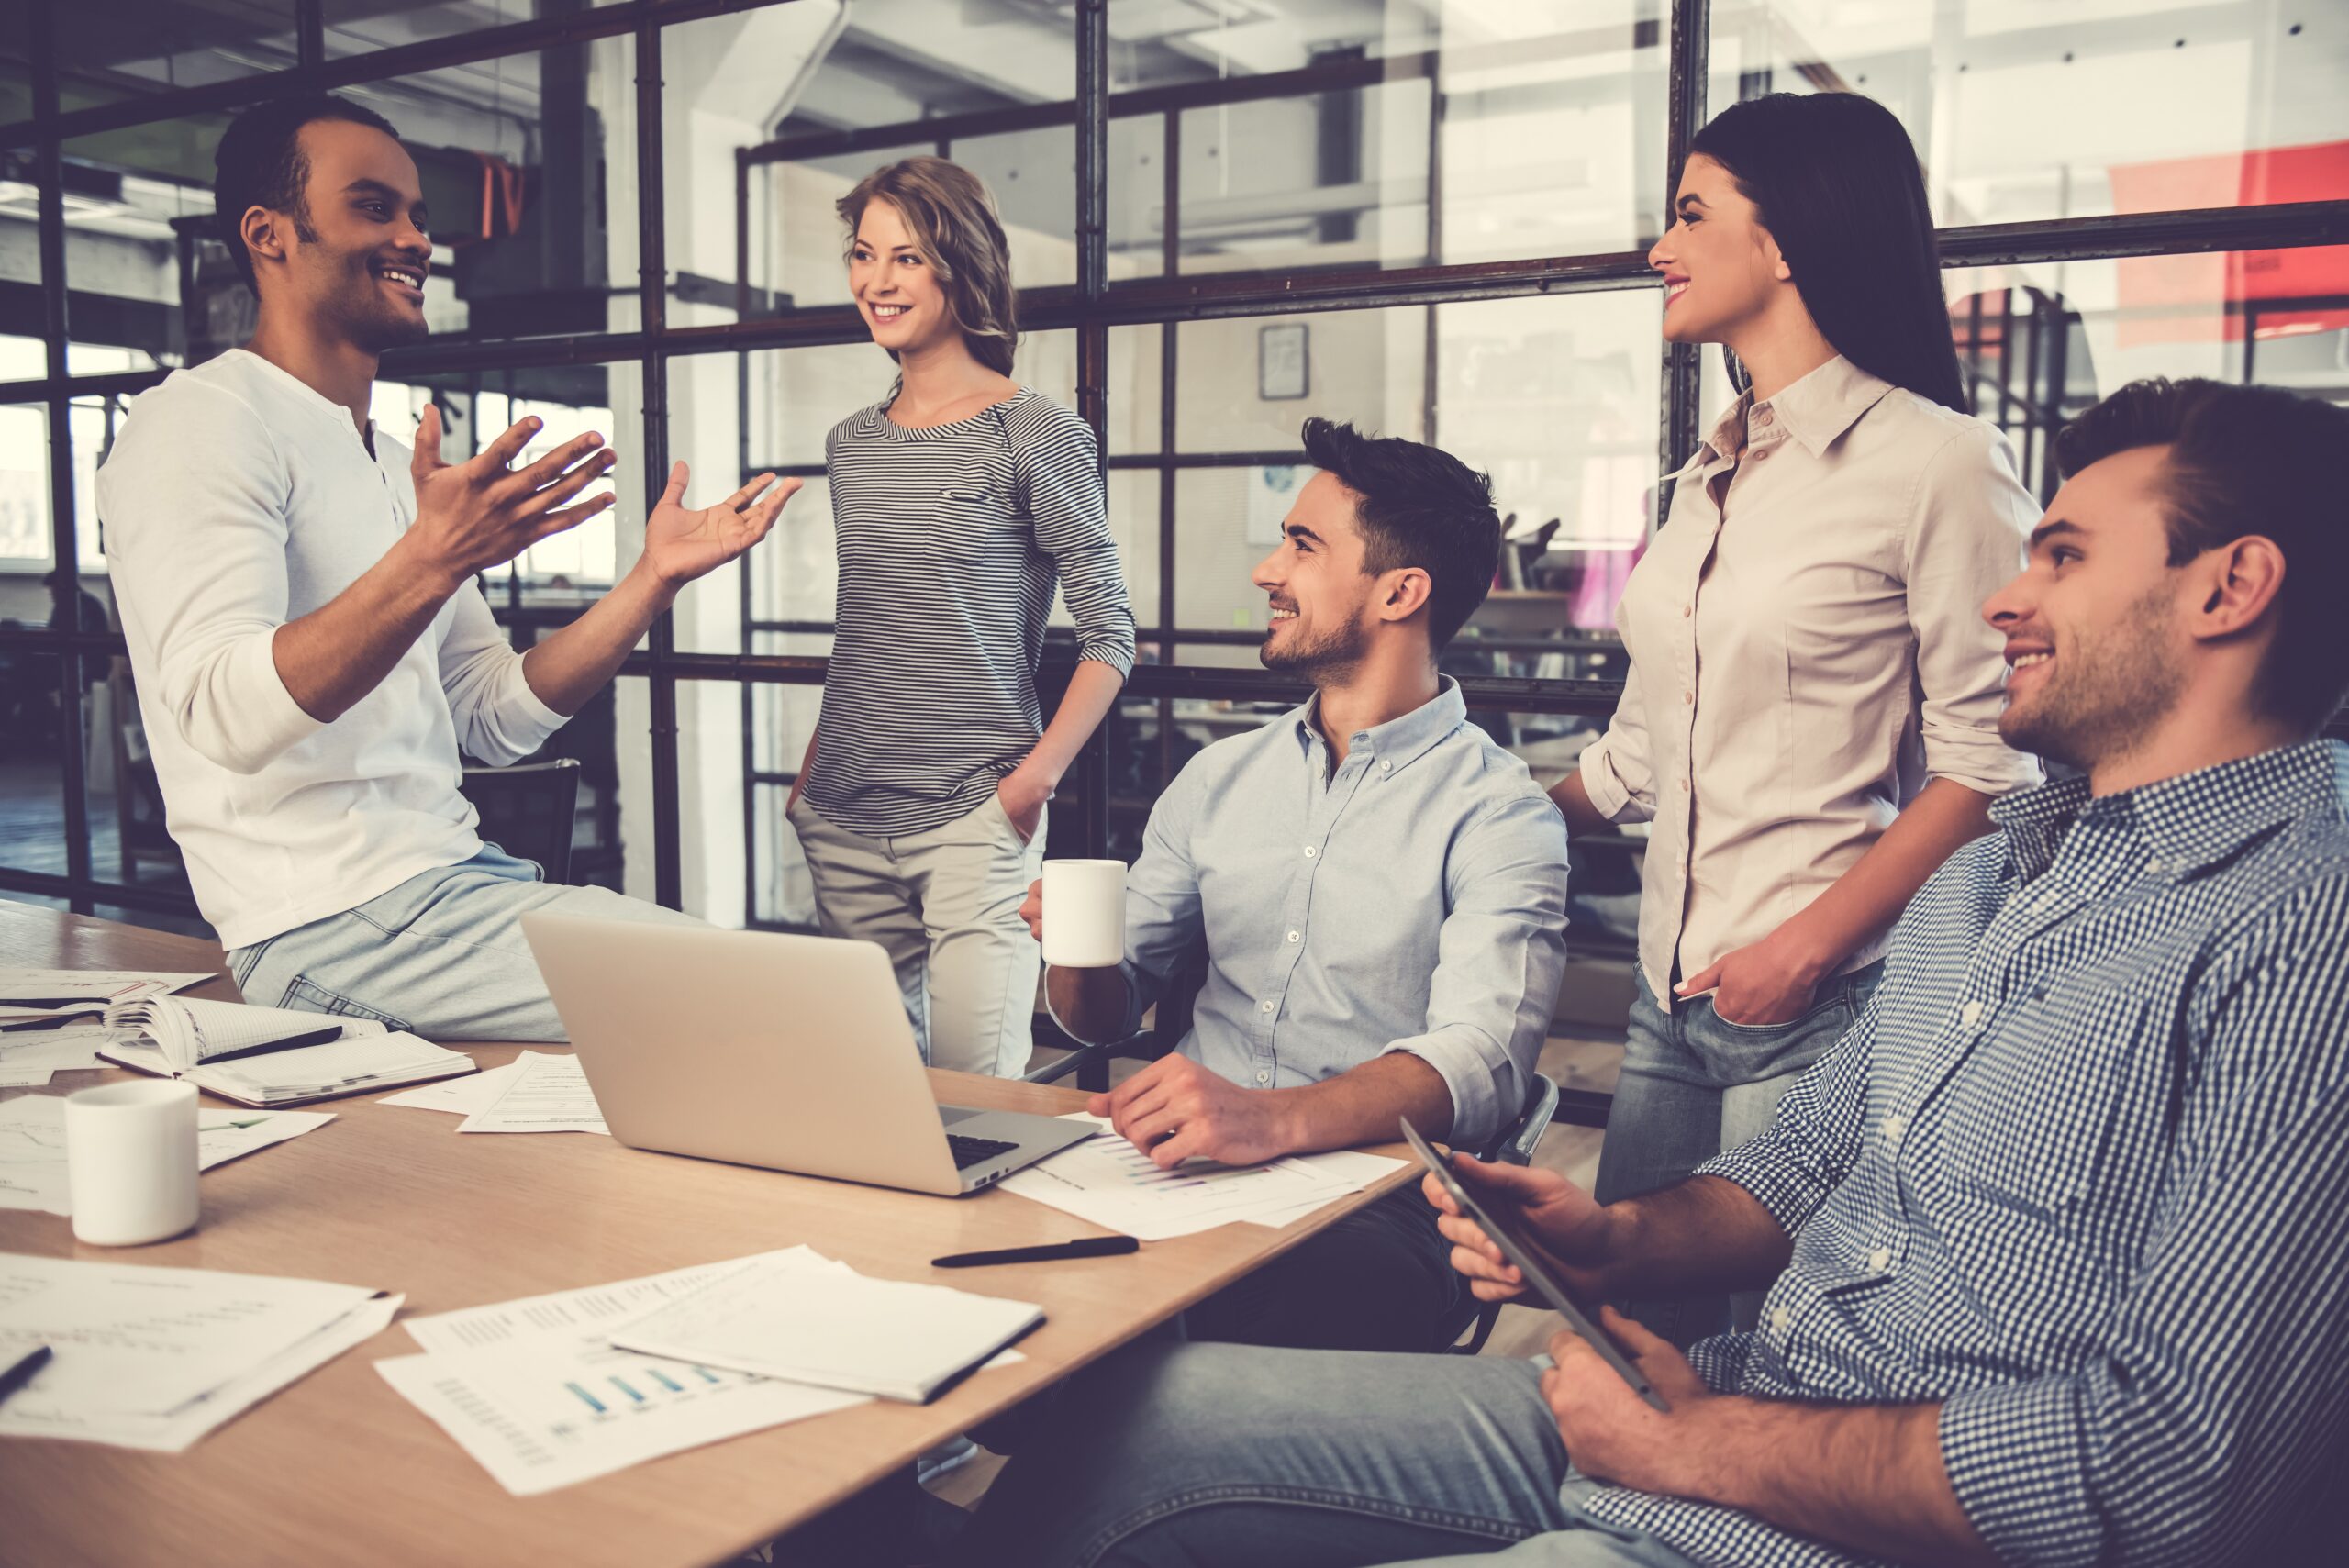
[1041,859,1125,968]
[64,1079,200,1246]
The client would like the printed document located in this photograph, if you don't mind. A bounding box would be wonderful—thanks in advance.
[377,1247,868,1496]
[380,1054,537,1114]
[0,1095,332,1216]
[0,970,212,1009]
[0,1253,397,1451]
[456,1051,607,1134]
[997,1115,1403,1240]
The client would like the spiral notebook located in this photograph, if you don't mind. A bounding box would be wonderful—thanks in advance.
[97,996,474,1107]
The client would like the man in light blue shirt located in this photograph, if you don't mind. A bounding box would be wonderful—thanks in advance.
[1033,418,1569,1351]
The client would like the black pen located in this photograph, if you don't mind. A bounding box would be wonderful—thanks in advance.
[0,1344,52,1407]
[931,1236,1140,1269]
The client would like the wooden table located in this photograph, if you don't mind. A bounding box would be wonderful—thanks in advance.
[0,903,1415,1568]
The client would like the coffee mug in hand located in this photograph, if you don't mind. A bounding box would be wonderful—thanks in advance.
[64,1079,200,1246]
[1041,859,1125,968]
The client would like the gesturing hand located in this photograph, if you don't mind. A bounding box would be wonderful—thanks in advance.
[1420,1153,1616,1303]
[408,405,617,581]
[641,462,800,588]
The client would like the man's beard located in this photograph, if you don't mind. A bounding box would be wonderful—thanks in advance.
[1998,584,2185,773]
[332,264,431,354]
[1260,611,1369,681]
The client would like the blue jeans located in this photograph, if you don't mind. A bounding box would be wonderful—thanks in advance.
[226,849,704,1041]
[1592,962,1881,1347]
[945,1342,1696,1568]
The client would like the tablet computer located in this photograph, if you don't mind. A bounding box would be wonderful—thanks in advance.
[1402,1117,1667,1411]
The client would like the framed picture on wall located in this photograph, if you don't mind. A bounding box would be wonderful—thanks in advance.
[1258,323,1309,400]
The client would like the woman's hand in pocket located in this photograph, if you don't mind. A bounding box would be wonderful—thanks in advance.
[996,769,1052,844]
[1676,924,1831,1027]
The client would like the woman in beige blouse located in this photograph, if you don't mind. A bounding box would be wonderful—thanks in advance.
[1550,93,2043,1346]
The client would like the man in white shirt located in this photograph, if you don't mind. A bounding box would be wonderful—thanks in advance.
[96,95,796,1040]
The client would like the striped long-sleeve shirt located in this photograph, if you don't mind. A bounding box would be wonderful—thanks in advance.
[1581,740,2349,1566]
[803,387,1136,839]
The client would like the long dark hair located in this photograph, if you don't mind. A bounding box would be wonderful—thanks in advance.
[1689,93,1965,411]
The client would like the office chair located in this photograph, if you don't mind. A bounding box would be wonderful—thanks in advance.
[458,758,582,884]
[1024,971,1561,1355]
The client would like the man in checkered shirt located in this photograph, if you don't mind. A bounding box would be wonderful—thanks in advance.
[943,377,2348,1568]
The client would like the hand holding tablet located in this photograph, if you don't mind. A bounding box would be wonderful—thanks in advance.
[1402,1118,1668,1412]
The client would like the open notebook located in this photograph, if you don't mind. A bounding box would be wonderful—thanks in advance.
[97,996,475,1108]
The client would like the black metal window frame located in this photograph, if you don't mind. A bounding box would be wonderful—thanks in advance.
[4,0,2346,933]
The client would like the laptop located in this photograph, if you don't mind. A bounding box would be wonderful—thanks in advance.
[519,913,1097,1195]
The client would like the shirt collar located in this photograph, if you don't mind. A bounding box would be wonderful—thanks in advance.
[223,348,378,445]
[1762,354,1896,458]
[1290,675,1467,774]
[1992,740,2348,882]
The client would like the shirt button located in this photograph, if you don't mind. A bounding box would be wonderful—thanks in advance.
[1769,1307,1791,1334]
[1755,407,1774,427]
[1882,1115,1908,1146]
[1682,604,1692,617]
[1683,690,1694,705]
[1681,780,1691,793]
[1751,448,1771,461]
[1960,1001,1984,1028]
[1260,999,1275,1013]
[1255,1071,1269,1084]
[1302,846,1317,859]
[1866,1247,1892,1273]
[1379,761,1391,773]
[1286,930,1300,943]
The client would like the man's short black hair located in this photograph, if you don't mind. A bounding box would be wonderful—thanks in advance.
[213,94,401,295]
[2054,376,2349,732]
[1300,417,1500,652]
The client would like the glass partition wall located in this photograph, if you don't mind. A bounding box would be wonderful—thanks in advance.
[4,2,2344,977]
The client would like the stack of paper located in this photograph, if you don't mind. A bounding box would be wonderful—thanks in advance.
[996,1115,1408,1240]
[454,1051,607,1135]
[0,1254,399,1451]
[0,1095,334,1216]
[379,1052,550,1114]
[374,1249,871,1496]
[0,971,212,1087]
[610,1250,1042,1403]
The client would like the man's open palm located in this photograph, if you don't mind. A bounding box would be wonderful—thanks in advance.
[643,461,799,586]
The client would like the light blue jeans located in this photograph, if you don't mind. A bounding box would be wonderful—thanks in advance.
[1593,962,1882,1347]
[226,848,703,1041]
[945,1342,1697,1568]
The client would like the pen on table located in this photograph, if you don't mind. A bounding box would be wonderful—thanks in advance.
[0,1344,53,1407]
[931,1237,1140,1269]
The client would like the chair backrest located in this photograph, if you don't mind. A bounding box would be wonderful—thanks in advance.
[459,759,582,884]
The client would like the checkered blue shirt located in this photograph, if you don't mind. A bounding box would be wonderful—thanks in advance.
[1575,740,2349,1566]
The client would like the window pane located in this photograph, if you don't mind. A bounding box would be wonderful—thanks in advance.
[1708,2,2349,228]
[1110,0,1667,277]
[1174,308,1427,453]
[0,399,50,568]
[321,1,632,61]
[718,2,1077,323]
[51,2,295,108]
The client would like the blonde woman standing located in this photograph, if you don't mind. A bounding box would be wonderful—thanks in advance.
[785,158,1135,1078]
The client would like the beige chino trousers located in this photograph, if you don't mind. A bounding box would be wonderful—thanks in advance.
[786,790,1046,1078]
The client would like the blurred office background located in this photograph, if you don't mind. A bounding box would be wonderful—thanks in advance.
[3,1,2344,1034]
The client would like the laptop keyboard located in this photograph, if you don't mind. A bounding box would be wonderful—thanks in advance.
[948,1133,1019,1171]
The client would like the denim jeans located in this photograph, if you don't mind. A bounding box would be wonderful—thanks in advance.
[945,1342,1697,1568]
[1591,961,1882,1347]
[227,848,704,1041]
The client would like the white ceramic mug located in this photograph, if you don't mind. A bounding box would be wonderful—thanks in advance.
[64,1079,200,1246]
[1041,859,1126,968]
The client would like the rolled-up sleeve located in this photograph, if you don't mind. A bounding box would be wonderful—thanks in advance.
[1903,423,2042,797]
[1045,753,1206,1045]
[1577,657,1658,825]
[96,382,326,775]
[435,579,564,766]
[1020,405,1136,678]
[1380,790,1569,1149]
[1940,905,2349,1567]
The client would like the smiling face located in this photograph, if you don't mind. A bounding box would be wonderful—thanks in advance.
[848,198,960,360]
[1250,471,1385,678]
[1982,447,2194,773]
[251,117,432,352]
[1649,153,1788,347]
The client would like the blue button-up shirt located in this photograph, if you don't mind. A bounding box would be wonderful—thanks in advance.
[1572,740,2349,1566]
[1069,679,1569,1148]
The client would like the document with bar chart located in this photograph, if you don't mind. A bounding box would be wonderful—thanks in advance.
[373,1248,866,1495]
